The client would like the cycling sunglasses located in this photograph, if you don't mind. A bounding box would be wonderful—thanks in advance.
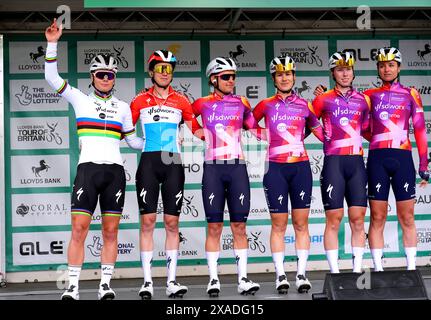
[94,71,116,80]
[218,73,236,81]
[153,64,173,74]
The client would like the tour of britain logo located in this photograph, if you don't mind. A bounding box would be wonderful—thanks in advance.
[83,45,129,69]
[281,45,323,67]
[172,82,196,102]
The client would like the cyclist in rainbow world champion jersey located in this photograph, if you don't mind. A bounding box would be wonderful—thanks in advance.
[312,52,371,274]
[192,57,262,297]
[253,55,324,294]
[44,20,143,300]
[130,50,204,299]
[363,47,429,272]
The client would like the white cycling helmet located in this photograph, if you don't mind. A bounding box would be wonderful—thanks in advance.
[376,47,402,64]
[89,54,118,73]
[206,57,237,77]
[269,55,296,74]
[329,51,355,69]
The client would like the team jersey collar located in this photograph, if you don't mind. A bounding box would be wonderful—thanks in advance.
[275,91,297,103]
[382,81,401,90]
[148,85,175,98]
[212,91,233,100]
[334,86,354,99]
[92,90,112,101]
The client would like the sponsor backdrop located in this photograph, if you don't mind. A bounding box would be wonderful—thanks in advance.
[3,34,431,274]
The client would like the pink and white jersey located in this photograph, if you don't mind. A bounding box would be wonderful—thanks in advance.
[253,93,324,163]
[192,92,259,161]
[364,82,428,171]
[312,88,371,156]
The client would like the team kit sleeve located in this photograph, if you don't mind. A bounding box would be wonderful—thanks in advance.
[410,88,429,173]
[130,94,143,127]
[44,42,86,110]
[311,95,323,119]
[242,97,266,141]
[121,102,144,150]
[361,94,372,142]
[306,102,325,142]
[180,96,205,141]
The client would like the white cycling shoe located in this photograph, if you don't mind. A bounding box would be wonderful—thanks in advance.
[166,280,188,298]
[238,277,260,295]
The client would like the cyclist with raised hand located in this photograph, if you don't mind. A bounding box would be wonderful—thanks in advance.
[312,52,370,274]
[130,50,204,299]
[253,55,324,294]
[363,47,429,271]
[44,19,143,300]
[192,57,262,297]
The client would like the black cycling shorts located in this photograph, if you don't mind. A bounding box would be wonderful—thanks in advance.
[202,159,250,223]
[71,162,126,217]
[320,155,367,210]
[136,151,185,216]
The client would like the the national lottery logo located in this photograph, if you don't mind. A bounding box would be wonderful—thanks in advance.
[15,86,32,105]
[29,46,45,63]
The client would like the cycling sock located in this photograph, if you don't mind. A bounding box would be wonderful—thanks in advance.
[272,251,285,277]
[141,251,153,283]
[296,249,309,276]
[68,265,81,289]
[352,247,364,273]
[371,248,384,271]
[234,248,248,283]
[326,249,340,273]
[405,247,417,270]
[100,264,114,287]
[166,250,178,284]
[206,251,220,280]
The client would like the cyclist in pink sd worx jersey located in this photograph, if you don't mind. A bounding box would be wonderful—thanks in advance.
[363,47,429,272]
[253,55,324,294]
[312,52,371,274]
[192,57,262,297]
